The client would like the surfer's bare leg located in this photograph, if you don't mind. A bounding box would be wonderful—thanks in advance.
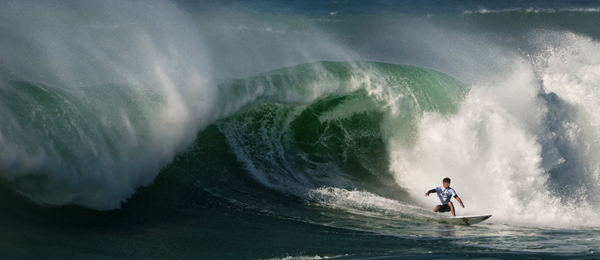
[433,205,441,212]
[448,201,455,216]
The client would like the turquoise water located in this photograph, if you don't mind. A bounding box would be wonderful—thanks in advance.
[1,1,600,259]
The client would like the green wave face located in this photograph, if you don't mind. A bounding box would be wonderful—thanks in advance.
[213,61,468,199]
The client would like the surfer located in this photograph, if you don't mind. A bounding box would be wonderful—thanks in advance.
[425,177,464,217]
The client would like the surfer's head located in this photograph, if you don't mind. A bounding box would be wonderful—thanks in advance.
[443,177,451,188]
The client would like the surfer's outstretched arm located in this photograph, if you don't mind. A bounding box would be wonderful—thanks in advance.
[425,189,436,196]
[454,195,465,208]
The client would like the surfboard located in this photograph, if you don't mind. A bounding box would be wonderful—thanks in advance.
[442,215,492,225]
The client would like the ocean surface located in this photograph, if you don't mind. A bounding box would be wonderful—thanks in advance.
[1,0,600,259]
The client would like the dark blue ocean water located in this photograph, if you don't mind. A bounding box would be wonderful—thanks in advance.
[1,0,600,259]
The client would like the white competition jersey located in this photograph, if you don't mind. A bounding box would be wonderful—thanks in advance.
[435,187,457,205]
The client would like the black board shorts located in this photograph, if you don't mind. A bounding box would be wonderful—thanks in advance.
[438,204,451,212]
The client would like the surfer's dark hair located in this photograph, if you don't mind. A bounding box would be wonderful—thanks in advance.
[443,177,451,183]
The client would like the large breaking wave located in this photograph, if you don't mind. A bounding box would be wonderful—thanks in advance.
[1,0,600,230]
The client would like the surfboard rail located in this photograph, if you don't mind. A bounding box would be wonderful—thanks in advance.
[445,214,492,225]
